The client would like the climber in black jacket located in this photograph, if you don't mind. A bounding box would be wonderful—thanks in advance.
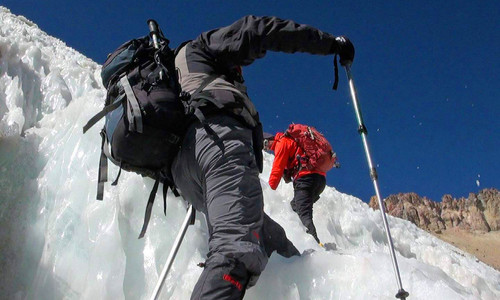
[171,15,354,299]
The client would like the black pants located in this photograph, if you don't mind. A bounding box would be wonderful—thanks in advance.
[291,173,326,243]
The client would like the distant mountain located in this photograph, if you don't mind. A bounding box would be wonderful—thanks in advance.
[369,188,500,233]
[369,188,500,270]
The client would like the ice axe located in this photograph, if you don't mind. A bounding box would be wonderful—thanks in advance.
[339,59,409,300]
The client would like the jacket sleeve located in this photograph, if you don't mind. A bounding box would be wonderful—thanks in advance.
[195,15,338,67]
[269,139,293,190]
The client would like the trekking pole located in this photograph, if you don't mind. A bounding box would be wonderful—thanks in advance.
[342,62,409,300]
[150,204,196,300]
[147,19,161,49]
[147,19,166,80]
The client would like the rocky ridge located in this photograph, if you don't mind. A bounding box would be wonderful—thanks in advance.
[369,188,500,270]
[369,188,500,234]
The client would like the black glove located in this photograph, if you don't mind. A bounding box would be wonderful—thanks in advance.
[334,36,355,66]
[283,169,293,183]
[262,213,301,258]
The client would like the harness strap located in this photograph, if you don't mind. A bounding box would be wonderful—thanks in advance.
[188,75,222,141]
[192,74,218,98]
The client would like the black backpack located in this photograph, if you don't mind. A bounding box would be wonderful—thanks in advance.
[83,20,210,238]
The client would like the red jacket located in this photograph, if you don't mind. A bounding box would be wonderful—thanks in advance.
[268,133,326,190]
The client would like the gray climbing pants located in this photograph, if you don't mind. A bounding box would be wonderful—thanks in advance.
[171,115,268,299]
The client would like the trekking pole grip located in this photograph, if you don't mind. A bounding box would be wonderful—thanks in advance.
[147,19,161,49]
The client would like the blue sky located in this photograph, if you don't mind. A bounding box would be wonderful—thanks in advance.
[3,1,498,203]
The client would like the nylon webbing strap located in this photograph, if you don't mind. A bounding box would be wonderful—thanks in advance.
[171,186,180,197]
[192,74,217,97]
[192,104,206,124]
[120,76,143,133]
[195,94,224,109]
[332,54,339,90]
[82,93,125,133]
[163,183,168,215]
[96,130,109,200]
[189,74,218,125]
[111,164,122,186]
[97,151,107,201]
[101,131,112,160]
[138,178,160,239]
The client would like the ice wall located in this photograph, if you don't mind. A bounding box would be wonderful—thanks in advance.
[1,6,499,300]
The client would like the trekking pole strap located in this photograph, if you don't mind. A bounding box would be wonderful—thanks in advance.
[357,124,368,135]
[332,54,339,90]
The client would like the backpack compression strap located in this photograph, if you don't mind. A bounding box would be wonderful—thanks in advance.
[138,177,182,239]
[96,130,110,200]
[82,93,125,134]
[120,76,144,133]
[83,74,144,134]
[138,178,160,239]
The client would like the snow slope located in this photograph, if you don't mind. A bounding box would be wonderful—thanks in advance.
[1,7,499,300]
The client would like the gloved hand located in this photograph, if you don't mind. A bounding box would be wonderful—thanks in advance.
[334,36,355,66]
[283,169,293,183]
[262,213,301,258]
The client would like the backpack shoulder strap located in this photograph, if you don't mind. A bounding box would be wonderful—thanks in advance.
[188,74,219,123]
[174,40,192,56]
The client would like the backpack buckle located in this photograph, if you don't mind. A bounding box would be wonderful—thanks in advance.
[167,133,180,144]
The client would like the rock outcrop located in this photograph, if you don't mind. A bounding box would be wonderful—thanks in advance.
[369,188,500,234]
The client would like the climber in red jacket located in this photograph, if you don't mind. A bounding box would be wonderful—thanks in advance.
[264,132,327,245]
